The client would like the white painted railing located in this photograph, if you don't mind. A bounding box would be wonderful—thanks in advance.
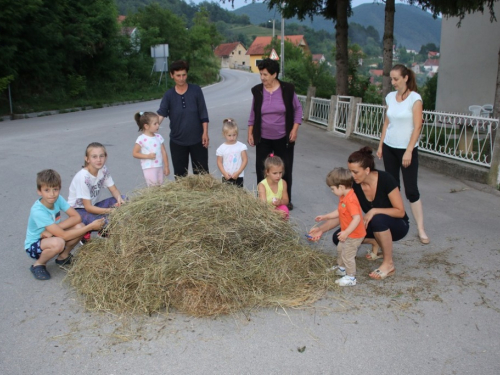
[309,97,330,126]
[298,95,498,168]
[333,96,351,133]
[353,103,498,167]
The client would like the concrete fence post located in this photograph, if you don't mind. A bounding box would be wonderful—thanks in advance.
[487,125,500,186]
[327,95,337,132]
[345,97,362,138]
[303,86,316,122]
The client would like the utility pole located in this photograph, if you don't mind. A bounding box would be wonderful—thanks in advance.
[280,12,285,79]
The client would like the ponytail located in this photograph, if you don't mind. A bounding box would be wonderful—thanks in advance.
[391,64,418,94]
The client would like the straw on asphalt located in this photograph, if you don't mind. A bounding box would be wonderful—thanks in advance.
[67,175,338,317]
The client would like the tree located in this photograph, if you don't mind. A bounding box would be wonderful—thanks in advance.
[225,0,352,95]
[381,0,498,100]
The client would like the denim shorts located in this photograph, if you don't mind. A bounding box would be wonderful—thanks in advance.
[26,239,42,259]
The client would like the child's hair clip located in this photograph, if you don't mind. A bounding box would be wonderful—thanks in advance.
[140,111,144,116]
[269,153,274,157]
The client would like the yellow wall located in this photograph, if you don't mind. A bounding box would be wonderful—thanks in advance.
[249,55,264,73]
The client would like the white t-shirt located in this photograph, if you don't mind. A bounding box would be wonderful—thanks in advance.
[67,165,115,208]
[216,141,248,177]
[384,91,422,149]
[135,133,165,169]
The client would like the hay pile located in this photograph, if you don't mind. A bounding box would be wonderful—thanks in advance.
[68,175,337,316]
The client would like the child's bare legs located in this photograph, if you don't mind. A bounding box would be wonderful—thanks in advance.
[34,237,66,267]
[55,222,85,261]
[369,230,394,276]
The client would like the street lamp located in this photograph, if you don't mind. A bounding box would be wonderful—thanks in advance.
[268,19,275,38]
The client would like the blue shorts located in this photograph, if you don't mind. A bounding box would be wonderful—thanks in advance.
[26,239,42,259]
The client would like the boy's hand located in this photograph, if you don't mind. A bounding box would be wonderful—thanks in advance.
[41,230,53,239]
[315,215,326,222]
[149,152,156,160]
[90,218,105,231]
[337,231,348,242]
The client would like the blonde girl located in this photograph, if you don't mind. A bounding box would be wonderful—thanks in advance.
[132,111,170,186]
[257,154,290,218]
[68,142,125,238]
[216,118,248,187]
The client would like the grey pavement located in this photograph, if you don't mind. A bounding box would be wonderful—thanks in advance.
[1,69,500,374]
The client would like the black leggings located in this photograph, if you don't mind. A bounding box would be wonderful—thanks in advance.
[170,140,208,178]
[382,143,420,203]
[332,214,409,246]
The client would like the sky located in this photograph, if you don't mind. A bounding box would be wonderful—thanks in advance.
[189,0,405,11]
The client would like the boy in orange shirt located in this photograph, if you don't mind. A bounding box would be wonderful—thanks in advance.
[309,168,366,286]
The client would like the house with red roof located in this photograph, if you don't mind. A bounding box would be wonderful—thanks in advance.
[214,42,250,69]
[246,35,310,73]
[423,58,439,73]
[312,54,326,64]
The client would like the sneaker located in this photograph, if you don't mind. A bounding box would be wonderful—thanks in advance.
[80,231,91,245]
[98,228,109,238]
[327,266,346,276]
[335,275,357,286]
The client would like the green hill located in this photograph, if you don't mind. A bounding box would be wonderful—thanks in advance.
[232,2,441,49]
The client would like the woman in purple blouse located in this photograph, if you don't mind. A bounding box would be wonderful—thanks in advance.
[248,58,303,210]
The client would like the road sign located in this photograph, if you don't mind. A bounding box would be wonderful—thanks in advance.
[270,48,279,60]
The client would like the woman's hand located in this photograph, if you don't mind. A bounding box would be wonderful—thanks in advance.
[202,131,209,148]
[363,209,376,228]
[289,127,298,143]
[402,150,412,168]
[248,133,254,147]
[376,145,383,159]
[308,227,323,242]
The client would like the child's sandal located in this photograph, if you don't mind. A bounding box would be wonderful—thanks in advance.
[30,265,51,280]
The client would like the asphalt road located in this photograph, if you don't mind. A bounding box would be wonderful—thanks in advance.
[1,69,500,374]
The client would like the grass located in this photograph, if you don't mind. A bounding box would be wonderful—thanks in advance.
[0,83,169,116]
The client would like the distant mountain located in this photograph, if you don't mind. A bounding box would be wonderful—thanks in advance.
[232,2,441,49]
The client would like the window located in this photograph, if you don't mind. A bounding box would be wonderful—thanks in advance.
[238,51,241,55]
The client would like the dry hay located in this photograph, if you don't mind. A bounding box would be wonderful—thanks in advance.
[67,174,337,317]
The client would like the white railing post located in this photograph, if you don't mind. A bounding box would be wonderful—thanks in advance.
[346,97,362,137]
[327,95,337,131]
[304,86,316,122]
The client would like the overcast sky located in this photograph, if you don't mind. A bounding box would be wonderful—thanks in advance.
[189,0,405,11]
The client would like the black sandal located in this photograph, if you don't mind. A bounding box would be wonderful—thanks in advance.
[55,253,73,266]
[30,265,51,280]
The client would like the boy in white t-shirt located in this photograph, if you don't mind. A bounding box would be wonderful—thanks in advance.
[216,118,248,188]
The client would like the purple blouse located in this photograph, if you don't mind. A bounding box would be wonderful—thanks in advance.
[248,87,303,140]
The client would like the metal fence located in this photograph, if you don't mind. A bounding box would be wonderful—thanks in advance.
[300,95,499,168]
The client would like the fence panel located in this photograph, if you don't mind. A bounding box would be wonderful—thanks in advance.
[308,97,330,127]
[333,96,352,134]
[354,104,499,167]
[354,103,386,139]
